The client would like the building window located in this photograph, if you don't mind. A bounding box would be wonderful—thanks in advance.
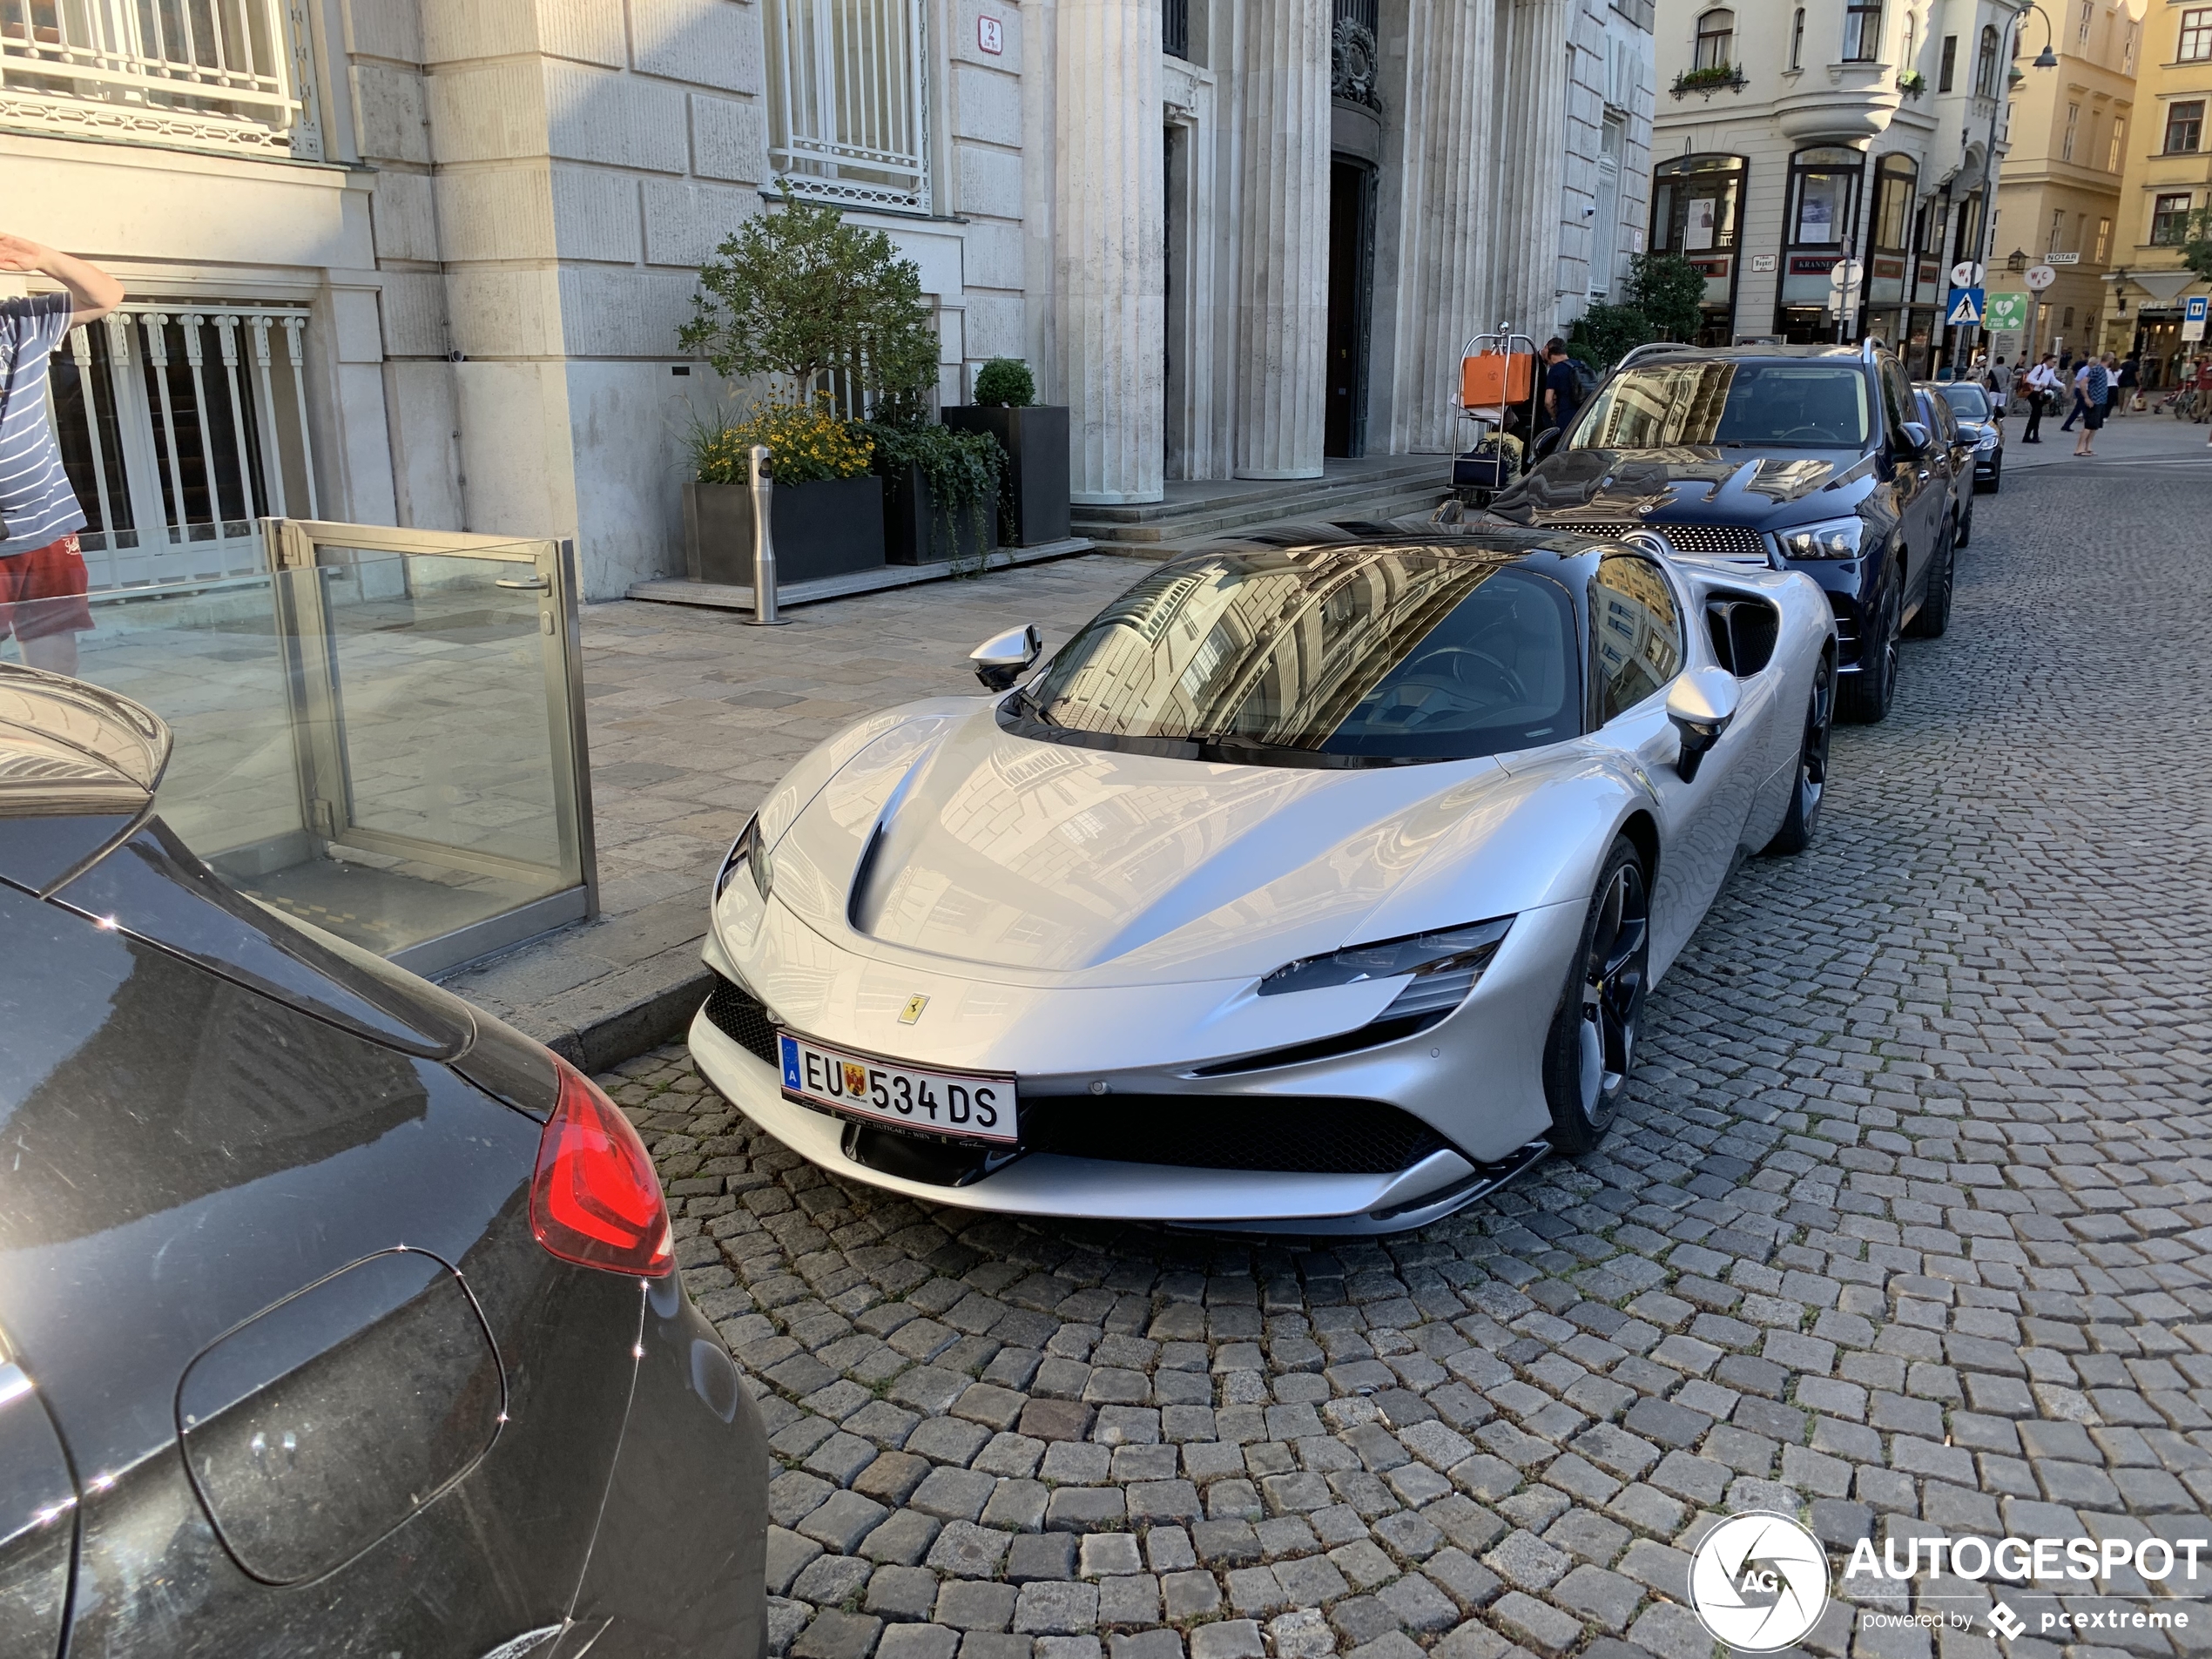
[2181,8,2212,62]
[2167,99,2205,154]
[1650,154,1747,254]
[46,307,320,590]
[1939,34,1957,89]
[1791,8,1807,69]
[1871,154,1916,252]
[2047,208,2066,253]
[2077,0,2092,45]
[765,0,931,211]
[2124,21,2137,71]
[1844,0,1884,63]
[1901,12,1917,71]
[2107,116,2126,169]
[2062,306,2075,328]
[1788,147,1863,246]
[2062,102,2080,159]
[2094,217,2111,261]
[1975,25,2000,95]
[2151,192,2194,244]
[1694,9,1735,71]
[1163,0,1190,57]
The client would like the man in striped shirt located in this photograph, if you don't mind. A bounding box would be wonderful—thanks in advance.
[0,234,125,677]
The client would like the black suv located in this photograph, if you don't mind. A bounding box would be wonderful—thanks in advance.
[1487,341,1953,723]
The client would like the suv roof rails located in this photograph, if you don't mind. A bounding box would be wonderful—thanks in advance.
[1615,341,1699,372]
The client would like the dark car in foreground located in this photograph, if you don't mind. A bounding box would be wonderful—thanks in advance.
[1487,340,1953,723]
[1925,378,2006,492]
[0,665,765,1658]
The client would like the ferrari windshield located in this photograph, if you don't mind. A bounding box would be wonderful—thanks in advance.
[1005,544,1581,765]
[1572,361,1871,449]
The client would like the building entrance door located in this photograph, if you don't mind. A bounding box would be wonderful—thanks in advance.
[1325,157,1376,458]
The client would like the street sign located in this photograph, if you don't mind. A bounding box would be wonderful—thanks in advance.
[2186,295,2209,343]
[1951,260,1986,287]
[2026,264,2058,291]
[1946,287,1986,327]
[2046,252,2080,266]
[1985,292,2030,333]
[1829,259,1865,290]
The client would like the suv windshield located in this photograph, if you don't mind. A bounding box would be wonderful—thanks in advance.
[1005,544,1581,766]
[1936,383,1991,420]
[1572,361,1871,449]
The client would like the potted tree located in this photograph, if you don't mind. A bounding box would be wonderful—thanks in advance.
[942,359,1072,546]
[678,189,944,583]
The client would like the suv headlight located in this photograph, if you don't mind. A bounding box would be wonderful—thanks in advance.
[1974,427,2000,452]
[1260,917,1514,1001]
[715,814,772,902]
[1777,517,1865,561]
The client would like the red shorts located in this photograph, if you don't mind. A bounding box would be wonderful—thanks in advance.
[0,533,94,643]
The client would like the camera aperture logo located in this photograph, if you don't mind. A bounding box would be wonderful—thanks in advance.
[1690,1513,1831,1652]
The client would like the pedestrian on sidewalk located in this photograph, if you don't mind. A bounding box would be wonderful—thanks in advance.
[1984,357,2014,418]
[0,234,124,678]
[2073,355,2111,456]
[2059,357,2092,431]
[1538,338,1581,443]
[2022,354,2058,442]
[2116,353,2138,415]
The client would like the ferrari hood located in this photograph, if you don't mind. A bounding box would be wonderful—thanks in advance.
[764,704,1548,986]
[1491,446,1871,527]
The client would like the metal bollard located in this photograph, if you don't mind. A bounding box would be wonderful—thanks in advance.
[745,443,788,627]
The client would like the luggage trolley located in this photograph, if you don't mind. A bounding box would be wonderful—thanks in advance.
[1452,327,1541,504]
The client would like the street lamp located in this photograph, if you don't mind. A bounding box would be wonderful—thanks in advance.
[2007,248,2028,274]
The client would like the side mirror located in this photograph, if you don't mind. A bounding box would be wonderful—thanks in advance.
[1898,421,1932,456]
[969,623,1042,691]
[1665,666,1739,782]
[1531,427,1564,462]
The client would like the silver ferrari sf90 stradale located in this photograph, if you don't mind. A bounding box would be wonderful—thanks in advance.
[690,527,1837,1234]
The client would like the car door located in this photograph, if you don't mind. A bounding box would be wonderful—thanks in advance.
[1916,390,1966,526]
[1586,552,1757,978]
[1878,361,1936,614]
[0,1328,77,1659]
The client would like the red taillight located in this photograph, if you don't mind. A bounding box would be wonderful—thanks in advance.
[529,1058,674,1278]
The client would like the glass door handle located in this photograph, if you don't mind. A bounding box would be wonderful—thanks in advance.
[495,575,551,591]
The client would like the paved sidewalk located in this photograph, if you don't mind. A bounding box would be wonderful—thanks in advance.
[603,456,2212,1659]
[444,554,1147,1066]
[1998,399,2212,472]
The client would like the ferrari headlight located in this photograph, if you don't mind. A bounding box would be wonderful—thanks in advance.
[715,814,772,903]
[1776,517,1865,561]
[1259,917,1515,1002]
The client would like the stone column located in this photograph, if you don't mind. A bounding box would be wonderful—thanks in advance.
[1231,0,1331,479]
[1056,0,1164,504]
[1386,0,1499,453]
[1498,0,1573,342]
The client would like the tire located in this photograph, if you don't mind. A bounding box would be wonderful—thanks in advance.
[1838,592,1899,723]
[1955,493,1973,549]
[1905,529,1953,639]
[1762,652,1833,857]
[1541,838,1649,1156]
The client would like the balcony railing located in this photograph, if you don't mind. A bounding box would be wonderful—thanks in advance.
[0,0,319,157]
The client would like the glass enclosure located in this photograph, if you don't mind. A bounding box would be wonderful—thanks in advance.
[30,523,596,975]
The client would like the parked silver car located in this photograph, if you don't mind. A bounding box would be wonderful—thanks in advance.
[690,529,1836,1234]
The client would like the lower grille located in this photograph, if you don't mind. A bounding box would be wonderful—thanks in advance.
[1019,1095,1450,1176]
[1826,591,1861,665]
[703,974,781,1067]
[1552,521,1771,562]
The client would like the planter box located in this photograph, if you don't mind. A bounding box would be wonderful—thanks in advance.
[941,405,1071,546]
[684,477,886,588]
[882,462,1001,567]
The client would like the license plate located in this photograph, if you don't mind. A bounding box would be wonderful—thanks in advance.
[778,1034,1017,1144]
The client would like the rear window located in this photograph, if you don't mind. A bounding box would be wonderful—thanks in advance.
[1572,361,1871,449]
[1005,545,1582,766]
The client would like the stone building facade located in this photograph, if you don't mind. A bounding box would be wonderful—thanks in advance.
[1649,0,2033,373]
[2107,0,2212,378]
[5,0,1655,599]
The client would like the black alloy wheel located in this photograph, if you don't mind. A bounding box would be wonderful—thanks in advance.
[1839,587,1900,723]
[1763,652,1834,856]
[1543,838,1649,1155]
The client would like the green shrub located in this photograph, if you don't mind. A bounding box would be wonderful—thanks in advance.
[1568,303,1656,371]
[861,421,1005,572]
[1628,253,1708,343]
[687,399,873,485]
[972,359,1035,408]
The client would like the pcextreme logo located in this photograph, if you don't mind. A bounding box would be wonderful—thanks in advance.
[1690,1513,1831,1652]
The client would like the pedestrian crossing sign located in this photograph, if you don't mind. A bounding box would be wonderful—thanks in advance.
[1946,287,1986,327]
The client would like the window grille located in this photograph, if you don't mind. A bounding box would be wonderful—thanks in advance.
[0,0,318,156]
[765,0,929,212]
[47,306,320,590]
[1163,0,1189,58]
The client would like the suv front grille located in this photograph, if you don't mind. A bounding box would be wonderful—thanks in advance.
[703,974,781,1068]
[1019,1094,1450,1176]
[1556,522,1771,563]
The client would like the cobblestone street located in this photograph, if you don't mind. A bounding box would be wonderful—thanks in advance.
[604,459,2212,1659]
